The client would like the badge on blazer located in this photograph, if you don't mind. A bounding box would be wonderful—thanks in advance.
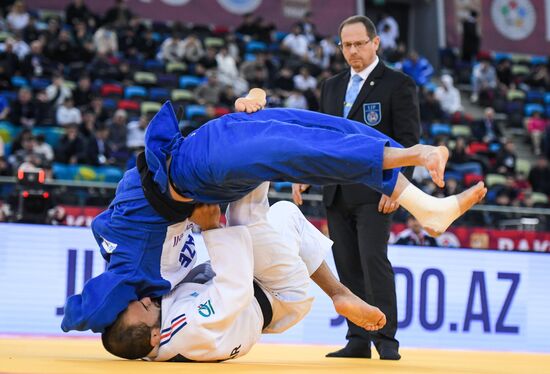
[363,103,382,126]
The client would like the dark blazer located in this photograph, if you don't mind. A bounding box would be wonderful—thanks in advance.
[319,61,421,206]
[85,136,113,166]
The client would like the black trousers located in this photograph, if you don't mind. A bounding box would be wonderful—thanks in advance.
[326,196,398,350]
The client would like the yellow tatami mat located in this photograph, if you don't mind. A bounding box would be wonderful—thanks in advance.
[1,337,549,374]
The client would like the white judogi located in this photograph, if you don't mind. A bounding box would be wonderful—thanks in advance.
[148,183,332,362]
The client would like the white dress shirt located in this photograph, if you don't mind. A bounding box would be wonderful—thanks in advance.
[347,55,380,92]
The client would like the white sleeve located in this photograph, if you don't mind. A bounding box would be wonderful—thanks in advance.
[201,225,254,311]
[225,182,270,226]
[155,226,256,361]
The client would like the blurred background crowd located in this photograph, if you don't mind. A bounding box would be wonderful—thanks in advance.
[0,0,549,232]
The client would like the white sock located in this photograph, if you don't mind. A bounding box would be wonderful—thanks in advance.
[396,183,461,235]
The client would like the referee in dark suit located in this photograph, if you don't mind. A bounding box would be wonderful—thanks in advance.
[293,15,420,359]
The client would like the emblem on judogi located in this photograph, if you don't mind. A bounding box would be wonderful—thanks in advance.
[363,103,382,126]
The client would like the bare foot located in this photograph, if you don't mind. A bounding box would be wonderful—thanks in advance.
[332,291,386,331]
[234,88,267,113]
[423,181,487,237]
[419,145,449,188]
[457,181,487,214]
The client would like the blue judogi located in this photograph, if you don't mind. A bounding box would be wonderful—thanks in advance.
[61,102,402,333]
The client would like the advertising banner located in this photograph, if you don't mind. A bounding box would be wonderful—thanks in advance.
[25,0,354,36]
[0,223,549,352]
[444,0,550,55]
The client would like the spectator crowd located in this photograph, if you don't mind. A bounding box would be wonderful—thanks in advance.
[0,0,549,229]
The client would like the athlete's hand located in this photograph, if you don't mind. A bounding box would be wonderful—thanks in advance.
[378,194,399,214]
[292,184,310,206]
[234,88,267,113]
[190,204,221,231]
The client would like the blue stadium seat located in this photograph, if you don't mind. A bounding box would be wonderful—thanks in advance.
[127,58,145,72]
[489,143,502,153]
[52,163,78,181]
[424,82,437,92]
[526,91,545,103]
[124,85,148,99]
[149,87,171,102]
[531,56,548,65]
[525,103,544,116]
[444,170,463,182]
[156,73,179,88]
[268,42,280,53]
[430,123,451,136]
[92,78,103,93]
[96,165,124,183]
[244,53,256,62]
[3,142,11,156]
[102,98,118,111]
[0,90,17,102]
[545,92,550,104]
[11,76,29,88]
[179,75,204,89]
[274,31,288,43]
[31,78,51,90]
[185,104,206,119]
[272,182,292,192]
[152,31,163,42]
[485,189,498,204]
[493,52,512,62]
[144,59,165,71]
[246,40,267,53]
[506,100,524,114]
[33,127,65,148]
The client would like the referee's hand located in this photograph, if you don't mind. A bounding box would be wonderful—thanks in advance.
[378,194,399,214]
[292,184,310,206]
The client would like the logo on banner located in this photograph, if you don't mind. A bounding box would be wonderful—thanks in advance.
[491,0,536,40]
[435,232,461,248]
[217,0,262,15]
[282,0,311,18]
[160,0,192,5]
[363,103,382,126]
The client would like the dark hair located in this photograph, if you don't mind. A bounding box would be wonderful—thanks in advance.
[102,319,154,360]
[338,15,377,40]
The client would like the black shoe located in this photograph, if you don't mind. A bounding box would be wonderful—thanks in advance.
[377,346,401,360]
[326,345,371,359]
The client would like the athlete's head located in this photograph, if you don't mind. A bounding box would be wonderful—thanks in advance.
[102,297,161,359]
[338,15,380,73]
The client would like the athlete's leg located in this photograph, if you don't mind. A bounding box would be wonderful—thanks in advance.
[311,262,386,331]
[391,174,487,236]
[229,108,403,147]
[172,116,448,203]
[268,201,386,331]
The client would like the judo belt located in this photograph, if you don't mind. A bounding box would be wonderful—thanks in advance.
[254,281,273,330]
[136,152,196,222]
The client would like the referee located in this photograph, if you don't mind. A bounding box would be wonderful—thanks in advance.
[293,15,420,359]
